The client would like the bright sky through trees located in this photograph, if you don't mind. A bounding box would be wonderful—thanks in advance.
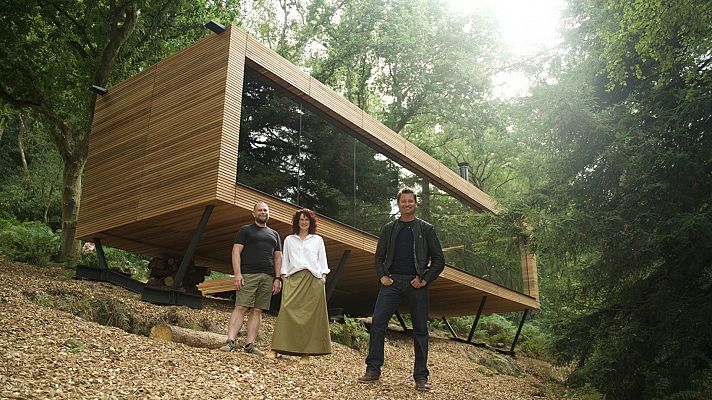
[446,0,565,98]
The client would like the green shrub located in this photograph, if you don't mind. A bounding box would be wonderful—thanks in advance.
[517,322,551,358]
[0,219,59,266]
[330,316,369,353]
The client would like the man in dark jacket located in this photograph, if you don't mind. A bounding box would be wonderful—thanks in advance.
[358,188,445,392]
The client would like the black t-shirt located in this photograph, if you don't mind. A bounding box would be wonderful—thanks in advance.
[234,223,281,275]
[390,220,416,275]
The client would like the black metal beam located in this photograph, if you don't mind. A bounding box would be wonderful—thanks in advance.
[172,205,214,289]
[467,296,487,343]
[74,238,145,293]
[141,205,214,309]
[441,317,459,339]
[394,311,409,332]
[509,309,530,354]
[326,249,351,302]
[95,238,108,270]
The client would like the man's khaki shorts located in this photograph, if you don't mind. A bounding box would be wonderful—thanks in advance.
[235,273,273,310]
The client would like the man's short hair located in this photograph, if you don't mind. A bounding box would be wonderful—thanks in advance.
[253,201,268,212]
[397,188,417,203]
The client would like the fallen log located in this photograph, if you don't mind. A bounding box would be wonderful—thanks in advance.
[149,324,227,349]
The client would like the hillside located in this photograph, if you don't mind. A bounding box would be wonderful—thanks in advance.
[0,258,572,399]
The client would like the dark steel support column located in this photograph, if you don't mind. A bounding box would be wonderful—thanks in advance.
[326,250,351,302]
[94,238,108,270]
[467,296,488,343]
[509,309,530,354]
[172,205,214,289]
[441,317,459,339]
[394,311,409,332]
[141,205,214,309]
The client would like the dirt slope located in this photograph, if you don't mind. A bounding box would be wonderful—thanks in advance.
[0,258,569,399]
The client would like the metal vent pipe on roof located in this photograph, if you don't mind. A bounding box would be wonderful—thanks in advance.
[458,162,470,181]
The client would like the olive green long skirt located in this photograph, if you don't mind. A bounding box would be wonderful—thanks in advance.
[270,269,332,356]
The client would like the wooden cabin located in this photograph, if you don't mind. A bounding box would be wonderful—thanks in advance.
[76,25,539,319]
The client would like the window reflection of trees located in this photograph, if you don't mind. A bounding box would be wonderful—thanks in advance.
[237,68,522,292]
[237,67,398,235]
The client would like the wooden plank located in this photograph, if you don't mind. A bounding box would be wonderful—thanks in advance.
[245,36,309,95]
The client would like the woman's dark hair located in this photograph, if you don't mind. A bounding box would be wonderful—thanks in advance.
[291,208,318,235]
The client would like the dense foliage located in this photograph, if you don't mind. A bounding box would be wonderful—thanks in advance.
[519,0,712,398]
[1,0,710,397]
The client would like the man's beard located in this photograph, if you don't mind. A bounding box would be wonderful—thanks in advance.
[256,215,269,224]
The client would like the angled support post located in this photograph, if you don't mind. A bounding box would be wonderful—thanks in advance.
[467,295,488,343]
[172,205,214,289]
[441,317,459,340]
[394,311,409,332]
[509,309,530,354]
[141,205,214,309]
[94,238,109,270]
[326,250,351,302]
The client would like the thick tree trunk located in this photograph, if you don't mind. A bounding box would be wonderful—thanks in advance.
[150,324,228,349]
[57,158,84,265]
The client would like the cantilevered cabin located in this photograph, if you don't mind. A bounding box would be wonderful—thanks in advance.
[76,25,538,321]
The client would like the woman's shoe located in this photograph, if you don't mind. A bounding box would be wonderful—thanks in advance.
[299,355,310,364]
[265,350,277,359]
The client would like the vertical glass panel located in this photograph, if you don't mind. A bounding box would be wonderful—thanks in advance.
[237,67,398,234]
[237,66,523,292]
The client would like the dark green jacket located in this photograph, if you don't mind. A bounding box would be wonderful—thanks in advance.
[374,217,445,284]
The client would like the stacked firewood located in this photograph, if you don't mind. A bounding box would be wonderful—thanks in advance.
[146,257,210,295]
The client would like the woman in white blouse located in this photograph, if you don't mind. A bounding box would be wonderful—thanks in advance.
[266,208,332,363]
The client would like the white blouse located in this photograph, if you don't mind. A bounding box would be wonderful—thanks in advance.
[280,234,330,279]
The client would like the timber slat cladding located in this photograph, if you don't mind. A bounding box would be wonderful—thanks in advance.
[76,25,538,317]
[308,76,363,128]
[245,36,310,94]
[217,29,246,204]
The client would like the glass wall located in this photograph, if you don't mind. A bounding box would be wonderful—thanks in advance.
[237,67,399,235]
[237,66,523,291]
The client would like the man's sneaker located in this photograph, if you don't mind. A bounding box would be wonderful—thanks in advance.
[219,339,236,352]
[414,378,431,392]
[357,371,380,383]
[244,342,265,356]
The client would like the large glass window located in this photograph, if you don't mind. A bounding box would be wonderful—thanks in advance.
[237,67,398,235]
[237,66,523,292]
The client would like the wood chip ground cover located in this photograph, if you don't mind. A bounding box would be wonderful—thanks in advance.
[0,258,575,399]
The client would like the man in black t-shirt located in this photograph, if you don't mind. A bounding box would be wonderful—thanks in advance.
[219,201,282,356]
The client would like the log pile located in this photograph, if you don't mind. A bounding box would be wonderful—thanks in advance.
[145,257,210,295]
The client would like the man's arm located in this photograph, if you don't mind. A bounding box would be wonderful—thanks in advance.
[272,250,283,294]
[375,224,393,286]
[422,226,445,284]
[232,243,245,290]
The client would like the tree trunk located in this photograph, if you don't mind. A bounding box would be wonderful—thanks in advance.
[57,157,85,265]
[420,177,431,222]
[150,324,228,349]
[17,112,28,180]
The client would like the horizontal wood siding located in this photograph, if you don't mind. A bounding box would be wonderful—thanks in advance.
[137,32,231,220]
[77,67,155,238]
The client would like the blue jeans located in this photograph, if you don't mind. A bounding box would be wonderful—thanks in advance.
[365,274,430,380]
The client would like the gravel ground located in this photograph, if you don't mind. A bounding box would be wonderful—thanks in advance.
[0,258,571,399]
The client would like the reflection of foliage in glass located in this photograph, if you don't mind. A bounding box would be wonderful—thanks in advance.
[431,195,524,291]
[237,68,398,234]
